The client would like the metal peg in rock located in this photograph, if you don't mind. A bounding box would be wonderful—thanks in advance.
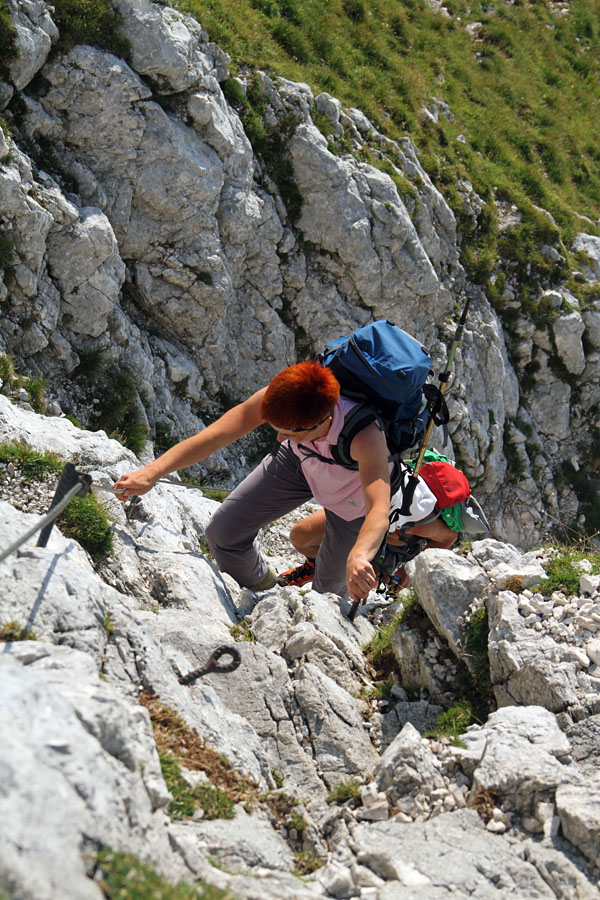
[177,645,242,685]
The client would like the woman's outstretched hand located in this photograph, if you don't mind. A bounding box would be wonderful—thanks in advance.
[112,468,157,501]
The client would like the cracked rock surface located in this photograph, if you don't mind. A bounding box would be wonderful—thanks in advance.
[1,399,599,899]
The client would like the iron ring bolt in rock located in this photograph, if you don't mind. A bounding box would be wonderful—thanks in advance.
[176,645,242,685]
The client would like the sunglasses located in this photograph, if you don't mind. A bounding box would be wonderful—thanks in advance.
[274,412,332,436]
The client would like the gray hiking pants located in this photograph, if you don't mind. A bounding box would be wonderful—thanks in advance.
[205,441,363,599]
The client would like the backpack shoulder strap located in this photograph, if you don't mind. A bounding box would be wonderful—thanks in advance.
[330,403,381,468]
[297,403,380,469]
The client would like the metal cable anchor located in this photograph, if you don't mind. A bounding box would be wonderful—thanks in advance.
[177,645,242,685]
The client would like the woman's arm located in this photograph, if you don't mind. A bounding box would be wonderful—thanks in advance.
[345,423,391,602]
[113,387,268,498]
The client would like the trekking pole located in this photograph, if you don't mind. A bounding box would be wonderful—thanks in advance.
[411,294,471,478]
[348,296,471,624]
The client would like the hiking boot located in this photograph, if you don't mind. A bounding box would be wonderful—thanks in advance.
[276,558,315,588]
[250,567,277,592]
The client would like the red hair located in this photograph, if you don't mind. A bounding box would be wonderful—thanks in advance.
[261,361,340,429]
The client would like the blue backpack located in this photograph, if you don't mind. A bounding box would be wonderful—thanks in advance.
[299,320,448,485]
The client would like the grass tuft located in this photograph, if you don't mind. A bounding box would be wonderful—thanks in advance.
[74,360,148,455]
[535,544,600,596]
[140,693,256,821]
[0,441,63,481]
[426,700,471,743]
[363,591,426,675]
[0,233,15,269]
[158,752,235,821]
[326,779,361,806]
[229,621,256,642]
[0,621,36,642]
[58,494,114,564]
[94,848,235,899]
[52,0,131,57]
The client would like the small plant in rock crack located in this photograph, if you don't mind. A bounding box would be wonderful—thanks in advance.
[294,850,323,876]
[94,848,234,899]
[102,613,115,635]
[271,768,284,789]
[326,780,361,807]
[363,591,430,677]
[454,607,494,724]
[229,620,256,642]
[469,787,502,823]
[358,678,395,704]
[141,693,256,822]
[0,233,15,269]
[426,701,471,745]
[159,753,236,821]
[535,543,600,596]
[0,354,46,414]
[0,621,36,642]
[504,574,525,594]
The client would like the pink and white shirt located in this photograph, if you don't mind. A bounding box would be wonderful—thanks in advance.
[290,397,394,521]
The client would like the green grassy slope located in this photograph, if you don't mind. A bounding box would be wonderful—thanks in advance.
[174,0,600,295]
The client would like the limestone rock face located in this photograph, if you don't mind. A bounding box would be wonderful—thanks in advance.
[0,398,599,898]
[488,590,581,712]
[1,0,600,891]
[45,206,126,338]
[552,310,586,376]
[0,643,181,900]
[115,0,227,94]
[410,549,488,658]
[455,706,578,818]
[1,0,598,535]
[555,779,600,867]
[5,0,58,90]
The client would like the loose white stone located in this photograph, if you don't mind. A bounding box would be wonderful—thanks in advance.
[586,639,600,666]
[580,574,600,595]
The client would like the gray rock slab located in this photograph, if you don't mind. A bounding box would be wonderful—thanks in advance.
[6,0,58,90]
[375,722,445,804]
[553,310,586,375]
[173,807,295,874]
[411,549,488,658]
[566,715,600,776]
[293,662,379,787]
[454,706,580,827]
[521,837,600,900]
[390,624,449,706]
[0,646,181,900]
[469,539,547,589]
[382,700,445,745]
[0,503,132,665]
[284,621,363,695]
[133,611,274,788]
[488,591,580,712]
[572,232,600,282]
[555,778,600,867]
[116,0,213,93]
[0,393,133,468]
[139,549,237,625]
[352,809,561,898]
[181,638,326,801]
[170,826,327,898]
